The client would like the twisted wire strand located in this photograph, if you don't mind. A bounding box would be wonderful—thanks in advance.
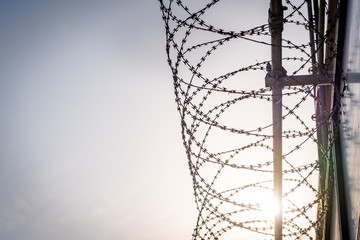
[159,0,342,239]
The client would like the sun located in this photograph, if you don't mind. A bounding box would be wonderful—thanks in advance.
[260,196,281,219]
[237,187,282,224]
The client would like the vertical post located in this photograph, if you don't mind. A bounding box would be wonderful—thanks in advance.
[318,1,338,238]
[306,0,317,73]
[269,0,284,239]
[273,75,283,240]
[314,1,329,238]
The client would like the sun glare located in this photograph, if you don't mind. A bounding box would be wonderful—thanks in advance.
[261,196,281,219]
[240,188,283,224]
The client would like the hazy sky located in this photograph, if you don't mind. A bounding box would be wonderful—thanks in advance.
[0,1,316,240]
[0,1,197,239]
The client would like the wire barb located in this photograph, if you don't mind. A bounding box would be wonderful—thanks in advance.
[159,0,342,239]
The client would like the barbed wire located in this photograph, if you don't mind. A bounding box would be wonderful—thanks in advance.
[159,0,342,239]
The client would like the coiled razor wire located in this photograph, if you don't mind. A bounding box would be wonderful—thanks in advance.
[159,0,343,239]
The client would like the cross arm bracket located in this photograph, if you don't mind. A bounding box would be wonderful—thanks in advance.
[265,74,333,87]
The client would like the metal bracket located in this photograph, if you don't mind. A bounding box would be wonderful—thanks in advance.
[265,74,333,87]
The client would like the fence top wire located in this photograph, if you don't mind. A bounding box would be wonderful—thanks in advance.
[159,0,343,239]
